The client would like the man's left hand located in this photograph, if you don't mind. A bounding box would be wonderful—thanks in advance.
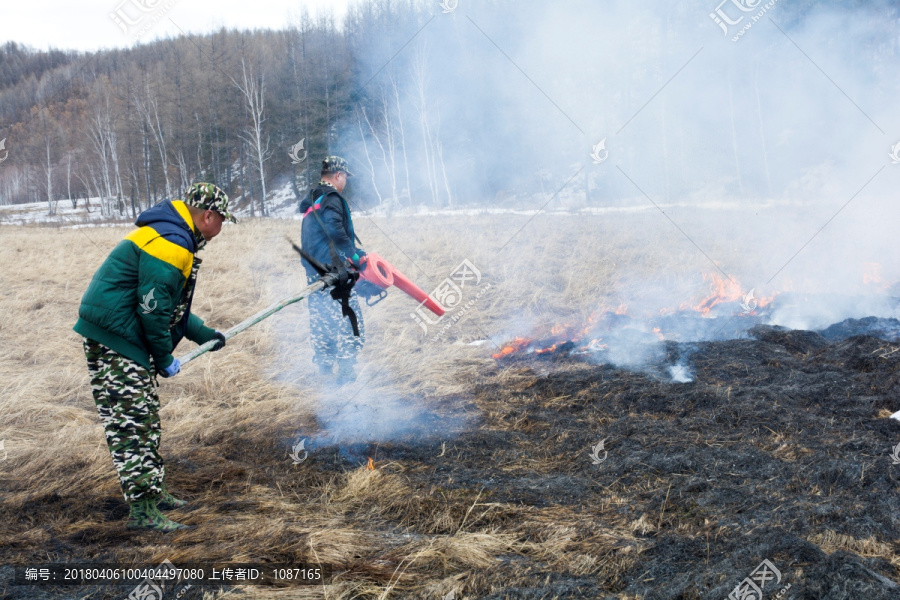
[349,251,366,268]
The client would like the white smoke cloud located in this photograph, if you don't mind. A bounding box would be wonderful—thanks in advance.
[339,0,900,373]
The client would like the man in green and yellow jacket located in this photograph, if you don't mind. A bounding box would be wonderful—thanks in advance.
[74,183,235,532]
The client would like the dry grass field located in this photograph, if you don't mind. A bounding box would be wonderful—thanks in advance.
[2,209,900,599]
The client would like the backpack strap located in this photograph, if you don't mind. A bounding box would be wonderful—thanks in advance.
[305,194,360,337]
[307,194,343,268]
[302,193,326,217]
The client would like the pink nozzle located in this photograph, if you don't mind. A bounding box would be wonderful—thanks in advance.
[359,253,445,316]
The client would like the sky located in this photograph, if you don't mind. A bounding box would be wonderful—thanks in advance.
[0,0,350,53]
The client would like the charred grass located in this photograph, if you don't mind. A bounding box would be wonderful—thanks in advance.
[1,212,900,599]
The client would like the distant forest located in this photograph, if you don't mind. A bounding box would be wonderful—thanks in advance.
[0,0,442,216]
[0,0,897,217]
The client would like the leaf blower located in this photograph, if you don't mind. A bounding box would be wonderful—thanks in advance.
[356,253,445,316]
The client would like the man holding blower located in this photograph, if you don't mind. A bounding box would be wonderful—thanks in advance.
[299,156,367,384]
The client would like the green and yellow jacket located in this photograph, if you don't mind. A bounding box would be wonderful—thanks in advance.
[74,200,218,371]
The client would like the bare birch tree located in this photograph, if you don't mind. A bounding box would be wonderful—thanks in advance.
[412,48,438,206]
[233,58,271,216]
[135,87,172,199]
[356,105,384,206]
[43,138,55,215]
[88,107,115,216]
[390,70,412,207]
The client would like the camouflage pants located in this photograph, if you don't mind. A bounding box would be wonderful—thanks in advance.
[83,338,164,503]
[307,276,365,367]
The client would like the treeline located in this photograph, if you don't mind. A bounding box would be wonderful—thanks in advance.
[0,0,440,216]
[0,0,898,217]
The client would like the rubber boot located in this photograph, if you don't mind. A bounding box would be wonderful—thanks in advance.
[318,362,334,377]
[125,495,190,532]
[157,483,188,510]
[336,360,357,385]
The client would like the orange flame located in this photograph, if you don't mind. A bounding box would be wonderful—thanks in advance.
[492,272,785,360]
[492,336,531,359]
[863,262,888,289]
[682,272,744,316]
[366,457,375,470]
[752,292,777,312]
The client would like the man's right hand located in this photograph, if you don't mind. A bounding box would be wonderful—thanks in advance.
[210,331,227,352]
[160,358,182,378]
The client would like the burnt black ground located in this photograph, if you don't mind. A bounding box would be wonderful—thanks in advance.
[301,324,900,598]
[4,325,900,599]
[463,325,900,599]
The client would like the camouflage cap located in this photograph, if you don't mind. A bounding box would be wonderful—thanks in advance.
[183,182,236,223]
[322,156,353,177]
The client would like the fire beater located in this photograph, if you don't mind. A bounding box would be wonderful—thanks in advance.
[177,241,444,367]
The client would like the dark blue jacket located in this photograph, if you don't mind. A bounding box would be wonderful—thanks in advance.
[299,184,363,278]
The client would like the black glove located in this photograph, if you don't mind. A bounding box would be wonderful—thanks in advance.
[210,331,227,352]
